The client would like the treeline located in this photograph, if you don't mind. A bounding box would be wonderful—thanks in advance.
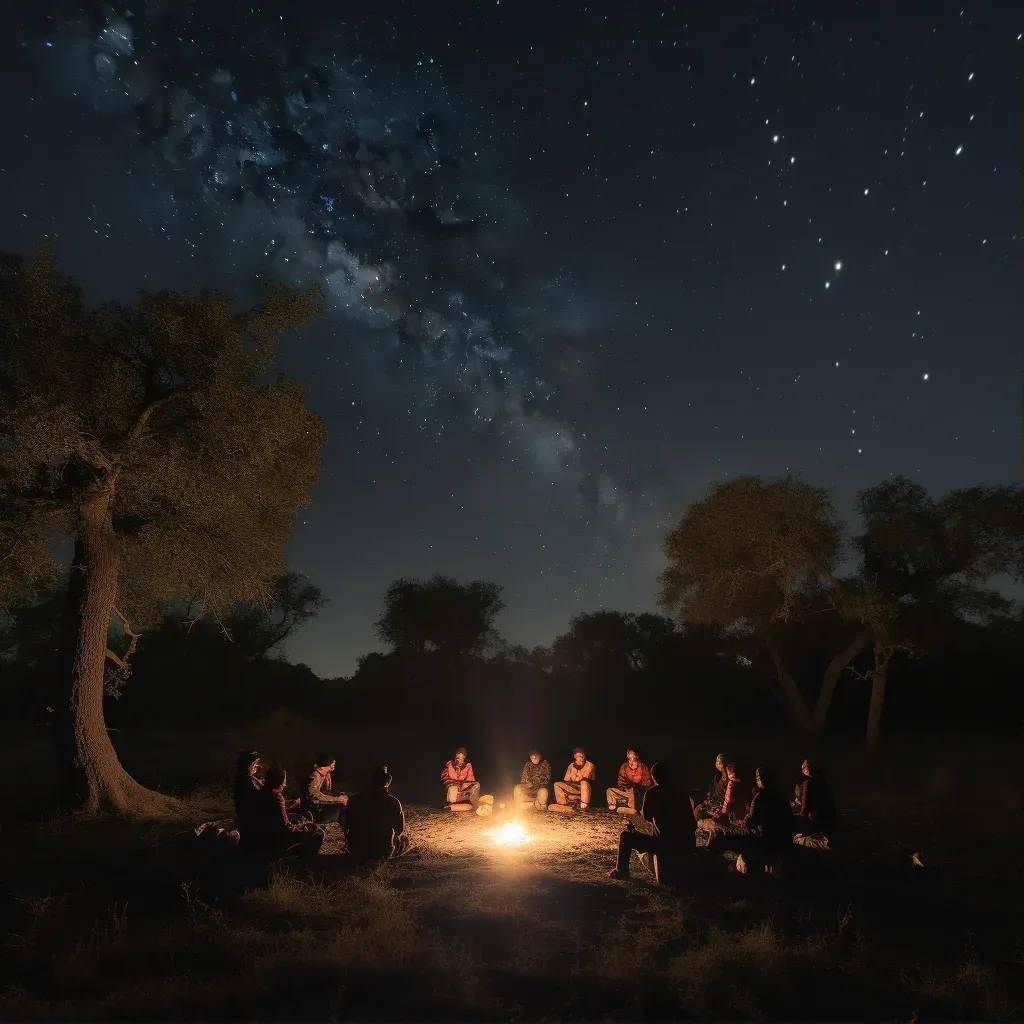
[1,250,1021,820]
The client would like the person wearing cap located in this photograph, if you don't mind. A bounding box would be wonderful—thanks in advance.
[553,747,596,811]
[513,749,551,812]
[441,746,480,809]
[303,753,348,825]
[606,747,652,813]
[344,765,413,866]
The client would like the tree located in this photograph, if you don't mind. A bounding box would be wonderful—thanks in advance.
[850,478,1018,750]
[218,571,328,660]
[550,610,675,677]
[373,574,505,658]
[0,247,326,814]
[658,475,855,733]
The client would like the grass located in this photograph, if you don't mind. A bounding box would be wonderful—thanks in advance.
[0,726,1021,1020]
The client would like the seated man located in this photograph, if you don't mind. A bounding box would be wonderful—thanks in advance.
[731,765,796,872]
[344,764,413,866]
[609,762,695,880]
[792,759,838,836]
[441,746,480,809]
[513,749,552,812]
[607,747,652,813]
[553,747,596,811]
[238,767,324,861]
[303,753,349,825]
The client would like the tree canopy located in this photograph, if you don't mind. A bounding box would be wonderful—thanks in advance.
[0,246,327,812]
[373,574,505,658]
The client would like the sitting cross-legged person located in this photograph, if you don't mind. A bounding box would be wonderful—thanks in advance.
[729,766,796,873]
[303,753,349,825]
[693,752,730,819]
[792,759,839,845]
[606,747,652,813]
[608,762,696,881]
[441,747,481,809]
[553,747,596,811]
[513,749,551,812]
[238,767,324,861]
[344,765,414,866]
[695,760,755,847]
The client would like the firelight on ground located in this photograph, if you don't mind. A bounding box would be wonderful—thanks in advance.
[491,821,531,846]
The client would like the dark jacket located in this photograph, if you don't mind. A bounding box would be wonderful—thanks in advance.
[640,783,694,845]
[795,774,838,832]
[742,788,795,855]
[345,787,406,864]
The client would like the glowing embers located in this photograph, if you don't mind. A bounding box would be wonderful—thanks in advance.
[489,821,531,847]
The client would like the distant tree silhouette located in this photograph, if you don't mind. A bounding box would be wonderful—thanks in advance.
[374,575,505,658]
[0,246,326,814]
[851,477,1021,749]
[550,610,675,677]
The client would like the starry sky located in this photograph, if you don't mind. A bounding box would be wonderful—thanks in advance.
[1,1,1020,677]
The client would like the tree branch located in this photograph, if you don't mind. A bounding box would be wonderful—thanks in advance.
[126,394,177,443]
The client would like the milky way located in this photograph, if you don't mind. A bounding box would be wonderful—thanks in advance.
[3,1,1019,674]
[26,0,636,541]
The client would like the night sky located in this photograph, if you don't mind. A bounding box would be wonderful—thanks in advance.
[1,1,1019,676]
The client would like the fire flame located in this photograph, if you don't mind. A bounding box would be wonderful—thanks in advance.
[492,821,530,846]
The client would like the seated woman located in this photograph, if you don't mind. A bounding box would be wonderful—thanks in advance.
[730,765,796,872]
[696,760,754,846]
[237,767,324,861]
[792,759,838,837]
[693,752,730,819]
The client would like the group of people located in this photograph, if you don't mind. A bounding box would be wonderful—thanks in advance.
[493,744,837,880]
[232,751,411,867]
[227,743,839,880]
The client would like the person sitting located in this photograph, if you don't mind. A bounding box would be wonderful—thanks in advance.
[344,764,413,866]
[792,759,838,837]
[513,749,551,812]
[695,760,755,847]
[238,767,324,861]
[553,747,596,811]
[233,749,263,834]
[693,752,730,818]
[441,747,480,809]
[607,747,652,813]
[608,762,696,880]
[303,754,349,825]
[730,766,796,873]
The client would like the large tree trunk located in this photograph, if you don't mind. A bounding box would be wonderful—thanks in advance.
[865,649,889,753]
[765,637,815,734]
[812,627,873,733]
[62,483,179,816]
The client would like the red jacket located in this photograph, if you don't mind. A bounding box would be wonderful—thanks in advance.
[441,760,476,784]
[617,761,652,789]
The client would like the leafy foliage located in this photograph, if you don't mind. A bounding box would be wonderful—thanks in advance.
[0,245,327,624]
[658,475,844,632]
[373,574,505,657]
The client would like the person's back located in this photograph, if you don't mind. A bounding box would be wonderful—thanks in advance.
[640,773,694,846]
[803,774,838,832]
[241,778,291,854]
[345,780,405,864]
[749,786,795,855]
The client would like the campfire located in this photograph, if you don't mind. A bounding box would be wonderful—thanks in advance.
[490,820,531,846]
